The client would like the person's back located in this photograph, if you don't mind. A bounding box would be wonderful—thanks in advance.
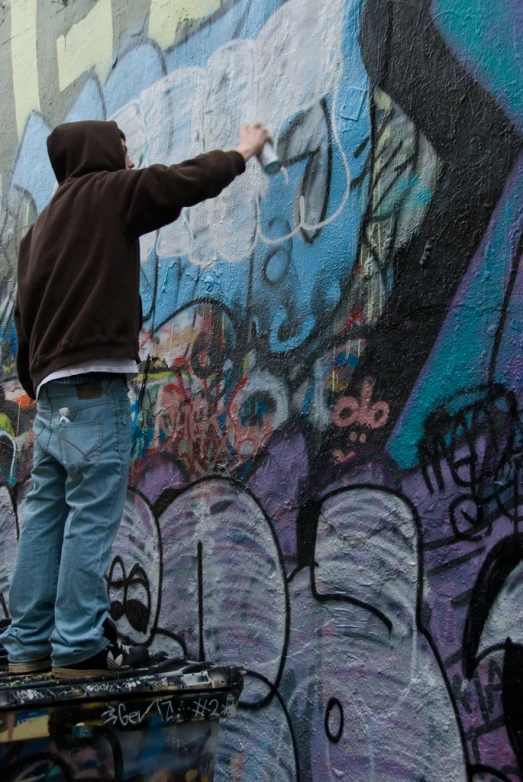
[4,118,269,678]
[16,120,247,399]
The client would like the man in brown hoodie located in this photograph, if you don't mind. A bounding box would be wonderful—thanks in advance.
[2,119,269,678]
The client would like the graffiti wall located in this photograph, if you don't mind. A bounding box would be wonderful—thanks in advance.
[0,0,522,779]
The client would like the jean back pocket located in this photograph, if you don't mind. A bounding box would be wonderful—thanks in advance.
[58,419,103,472]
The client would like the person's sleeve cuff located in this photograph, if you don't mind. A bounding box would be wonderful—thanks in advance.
[227,150,247,175]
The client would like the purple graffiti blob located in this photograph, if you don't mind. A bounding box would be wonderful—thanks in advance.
[248,427,309,566]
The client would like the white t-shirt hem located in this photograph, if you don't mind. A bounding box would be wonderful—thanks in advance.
[36,359,139,398]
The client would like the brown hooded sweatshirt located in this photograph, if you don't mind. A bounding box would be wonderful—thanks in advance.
[15,120,245,399]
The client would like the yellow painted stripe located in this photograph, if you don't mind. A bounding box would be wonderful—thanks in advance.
[148,0,220,49]
[56,0,113,92]
[10,0,40,138]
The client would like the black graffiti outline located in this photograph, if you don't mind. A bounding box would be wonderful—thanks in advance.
[240,669,302,782]
[324,697,344,744]
[153,474,291,710]
[462,534,523,680]
[292,482,471,771]
[417,383,523,540]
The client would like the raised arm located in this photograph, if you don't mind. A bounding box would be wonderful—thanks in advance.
[117,122,270,238]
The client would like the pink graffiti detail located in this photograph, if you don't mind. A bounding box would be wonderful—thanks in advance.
[331,379,389,463]
[332,379,390,430]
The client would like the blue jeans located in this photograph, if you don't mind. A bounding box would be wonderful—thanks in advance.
[1,377,131,666]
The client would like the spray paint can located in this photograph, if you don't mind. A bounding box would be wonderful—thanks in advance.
[257,141,282,175]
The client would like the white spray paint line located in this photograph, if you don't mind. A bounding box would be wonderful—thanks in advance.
[111,0,349,264]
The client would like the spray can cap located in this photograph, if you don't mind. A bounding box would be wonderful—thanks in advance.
[257,141,282,175]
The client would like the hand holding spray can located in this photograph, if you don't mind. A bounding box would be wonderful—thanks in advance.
[257,141,282,176]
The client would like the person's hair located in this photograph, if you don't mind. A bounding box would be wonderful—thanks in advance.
[118,128,126,142]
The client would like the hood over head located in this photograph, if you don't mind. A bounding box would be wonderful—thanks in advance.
[47,120,125,184]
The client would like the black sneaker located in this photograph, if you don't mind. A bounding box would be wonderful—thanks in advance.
[53,640,149,679]
[102,615,119,644]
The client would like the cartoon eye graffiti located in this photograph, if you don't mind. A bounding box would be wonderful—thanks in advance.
[324,697,345,744]
[107,556,152,635]
[107,490,161,646]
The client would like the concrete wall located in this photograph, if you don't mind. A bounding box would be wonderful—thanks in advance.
[0,0,522,779]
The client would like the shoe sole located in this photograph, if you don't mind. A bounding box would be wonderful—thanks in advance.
[9,659,52,674]
[52,666,131,679]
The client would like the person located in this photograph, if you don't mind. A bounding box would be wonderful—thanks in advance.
[1,118,270,678]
